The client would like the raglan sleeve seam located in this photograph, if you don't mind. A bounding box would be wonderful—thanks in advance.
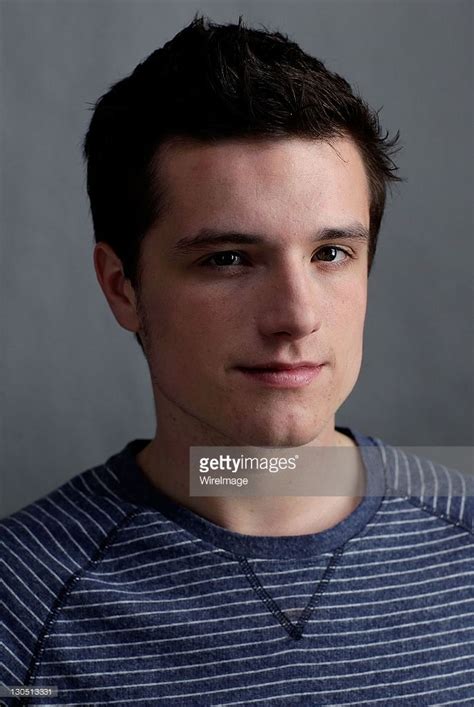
[18,507,144,691]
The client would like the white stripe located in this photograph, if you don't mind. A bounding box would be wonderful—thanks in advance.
[375,437,387,471]
[40,676,474,706]
[375,507,420,515]
[441,464,453,516]
[0,599,38,639]
[450,465,467,522]
[1,613,35,655]
[90,555,238,578]
[91,467,126,505]
[0,581,44,627]
[217,678,474,705]
[80,551,473,589]
[111,528,185,549]
[43,496,101,552]
[59,552,473,611]
[73,476,117,525]
[381,497,412,504]
[401,447,411,496]
[458,469,468,523]
[56,487,107,538]
[25,502,91,563]
[117,516,174,528]
[415,455,425,503]
[102,518,448,566]
[81,470,128,519]
[52,590,474,637]
[20,509,82,570]
[1,642,29,671]
[0,560,50,612]
[103,463,120,484]
[0,545,56,599]
[429,459,439,510]
[65,552,472,603]
[431,698,474,706]
[60,595,262,611]
[345,532,468,554]
[354,516,436,525]
[8,517,72,573]
[56,560,474,623]
[333,542,470,566]
[0,526,63,584]
[92,544,215,572]
[55,568,474,624]
[43,602,474,651]
[71,547,473,596]
[43,638,474,679]
[0,661,21,684]
[40,623,474,666]
[42,658,474,695]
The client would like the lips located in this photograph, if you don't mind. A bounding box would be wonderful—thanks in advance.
[241,367,317,376]
[239,362,323,371]
[236,364,324,388]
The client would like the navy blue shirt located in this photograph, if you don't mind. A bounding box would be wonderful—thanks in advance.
[1,427,473,705]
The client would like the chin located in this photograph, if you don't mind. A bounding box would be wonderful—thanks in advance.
[236,419,321,449]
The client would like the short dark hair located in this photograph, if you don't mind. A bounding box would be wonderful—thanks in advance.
[83,13,403,354]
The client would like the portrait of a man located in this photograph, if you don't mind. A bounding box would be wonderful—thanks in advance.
[1,8,472,705]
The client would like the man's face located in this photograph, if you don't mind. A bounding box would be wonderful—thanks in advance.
[135,136,370,447]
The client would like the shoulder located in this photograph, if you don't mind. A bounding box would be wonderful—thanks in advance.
[0,459,140,560]
[0,457,145,593]
[0,458,142,684]
[0,459,142,591]
[368,436,473,534]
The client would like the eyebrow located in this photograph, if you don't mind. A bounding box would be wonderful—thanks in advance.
[171,223,370,255]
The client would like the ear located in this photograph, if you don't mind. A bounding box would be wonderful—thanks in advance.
[93,242,140,333]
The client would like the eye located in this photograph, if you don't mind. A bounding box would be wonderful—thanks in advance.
[200,251,247,268]
[314,246,350,264]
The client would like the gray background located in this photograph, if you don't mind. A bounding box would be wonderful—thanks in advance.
[1,0,472,518]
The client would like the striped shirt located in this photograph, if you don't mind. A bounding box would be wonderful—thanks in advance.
[1,427,473,705]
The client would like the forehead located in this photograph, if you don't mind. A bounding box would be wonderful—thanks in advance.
[153,136,370,235]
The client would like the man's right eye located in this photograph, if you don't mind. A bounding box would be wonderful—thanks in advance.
[200,251,247,269]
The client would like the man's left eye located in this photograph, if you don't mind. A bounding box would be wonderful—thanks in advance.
[315,246,349,262]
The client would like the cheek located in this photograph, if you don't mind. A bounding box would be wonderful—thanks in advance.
[144,287,230,364]
[333,282,367,356]
[333,273,366,313]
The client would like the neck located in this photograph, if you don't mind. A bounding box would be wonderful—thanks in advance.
[135,422,365,537]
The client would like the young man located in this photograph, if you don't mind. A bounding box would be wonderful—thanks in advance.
[1,15,472,706]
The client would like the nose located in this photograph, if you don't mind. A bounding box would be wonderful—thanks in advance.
[257,257,323,339]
